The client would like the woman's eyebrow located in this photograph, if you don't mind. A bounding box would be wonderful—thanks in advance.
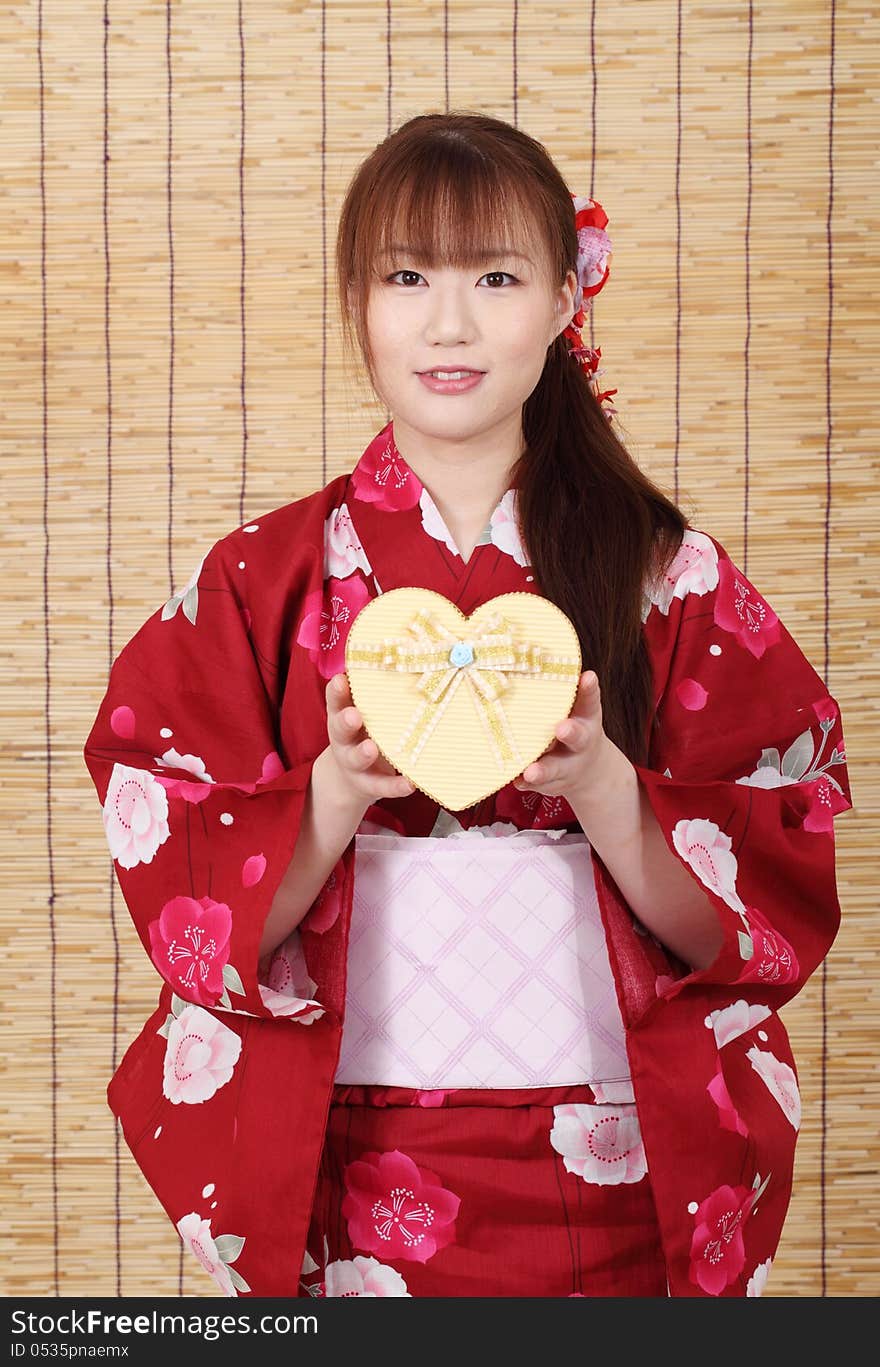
[386,244,533,264]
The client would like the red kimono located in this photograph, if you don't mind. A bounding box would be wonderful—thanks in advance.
[83,419,853,1298]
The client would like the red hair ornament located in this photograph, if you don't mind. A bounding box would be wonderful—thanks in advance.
[563,193,618,420]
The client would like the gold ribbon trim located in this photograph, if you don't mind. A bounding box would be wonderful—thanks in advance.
[346,606,581,773]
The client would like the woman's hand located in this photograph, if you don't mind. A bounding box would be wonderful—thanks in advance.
[324,672,416,805]
[512,670,612,805]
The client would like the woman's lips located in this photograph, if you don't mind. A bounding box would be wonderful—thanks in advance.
[417,371,486,394]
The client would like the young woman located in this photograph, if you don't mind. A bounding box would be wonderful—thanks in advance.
[83,112,852,1298]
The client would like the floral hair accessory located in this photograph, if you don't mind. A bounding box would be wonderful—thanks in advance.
[562,193,618,420]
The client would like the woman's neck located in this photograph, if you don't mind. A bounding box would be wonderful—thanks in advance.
[391,417,523,531]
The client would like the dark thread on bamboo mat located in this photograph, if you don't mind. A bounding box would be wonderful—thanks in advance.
[740,3,759,1293]
[386,1,392,133]
[38,0,61,1303]
[166,0,176,603]
[513,2,518,124]
[101,0,123,1298]
[820,0,839,1301]
[673,0,683,507]
[164,0,184,1296]
[382,2,391,433]
[321,0,328,487]
[743,1,754,578]
[443,1,449,111]
[238,0,249,528]
[587,1,597,356]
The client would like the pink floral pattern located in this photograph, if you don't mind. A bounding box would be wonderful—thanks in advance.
[714,555,781,659]
[300,861,345,935]
[706,1063,749,1137]
[488,490,530,567]
[153,748,215,803]
[688,1184,756,1296]
[802,773,850,833]
[549,1102,648,1185]
[258,933,325,1023]
[671,817,746,916]
[324,1255,411,1297]
[148,894,232,1005]
[643,528,719,617]
[162,1004,242,1104]
[296,576,371,681]
[176,1213,237,1296]
[494,782,576,829]
[705,1000,771,1048]
[350,429,421,511]
[746,1047,801,1130]
[324,503,373,580]
[734,906,799,986]
[102,762,170,869]
[342,1149,460,1264]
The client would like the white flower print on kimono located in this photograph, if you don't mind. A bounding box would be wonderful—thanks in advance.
[489,489,530,567]
[102,762,170,869]
[161,554,206,626]
[324,502,373,581]
[153,747,214,784]
[641,527,719,621]
[419,486,529,567]
[324,1255,411,1297]
[746,1047,801,1130]
[746,1257,773,1296]
[705,1000,772,1049]
[549,1102,648,1185]
[162,1003,242,1104]
[671,816,752,955]
[258,932,325,1023]
[176,1213,250,1295]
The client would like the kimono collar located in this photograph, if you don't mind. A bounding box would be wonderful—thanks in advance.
[342,419,533,610]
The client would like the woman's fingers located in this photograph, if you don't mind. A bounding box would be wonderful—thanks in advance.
[342,706,364,737]
[326,675,415,792]
[358,738,377,765]
[324,675,415,799]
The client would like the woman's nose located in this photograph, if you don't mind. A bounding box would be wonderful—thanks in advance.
[424,294,477,340]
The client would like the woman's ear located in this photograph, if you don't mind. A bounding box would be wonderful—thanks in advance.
[548,271,578,346]
[555,268,579,336]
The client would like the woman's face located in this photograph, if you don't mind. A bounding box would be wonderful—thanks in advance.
[362,234,577,447]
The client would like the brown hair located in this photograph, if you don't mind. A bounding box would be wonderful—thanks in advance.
[336,111,690,766]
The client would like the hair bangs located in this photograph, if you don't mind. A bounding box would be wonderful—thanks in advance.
[364,155,555,281]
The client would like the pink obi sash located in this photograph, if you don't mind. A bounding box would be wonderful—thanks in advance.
[334,825,633,1090]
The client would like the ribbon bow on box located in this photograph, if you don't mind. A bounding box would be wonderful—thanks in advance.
[344,588,582,811]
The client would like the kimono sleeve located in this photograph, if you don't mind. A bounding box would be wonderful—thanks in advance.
[632,527,854,1016]
[82,532,329,1025]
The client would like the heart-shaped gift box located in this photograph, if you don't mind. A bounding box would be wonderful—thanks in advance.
[344,587,582,811]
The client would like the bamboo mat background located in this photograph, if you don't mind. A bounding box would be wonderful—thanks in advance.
[3,0,876,1298]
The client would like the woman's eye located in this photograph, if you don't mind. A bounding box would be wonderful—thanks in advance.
[386,270,517,287]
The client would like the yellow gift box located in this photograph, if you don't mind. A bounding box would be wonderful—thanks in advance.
[344,587,582,811]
